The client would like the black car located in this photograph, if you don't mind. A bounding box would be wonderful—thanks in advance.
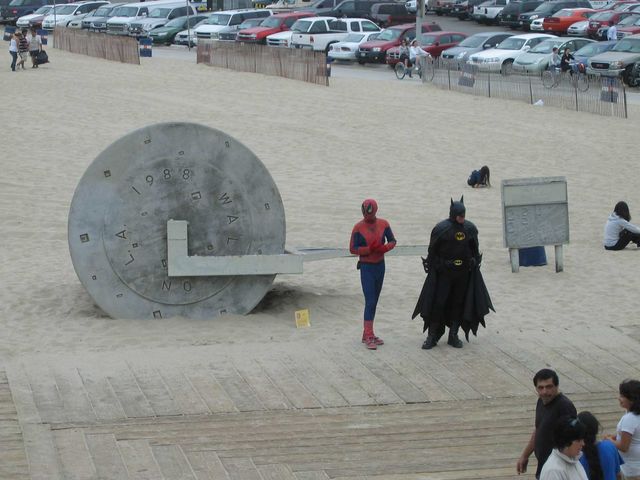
[518,0,591,30]
[499,0,542,28]
[0,0,64,24]
[451,0,485,19]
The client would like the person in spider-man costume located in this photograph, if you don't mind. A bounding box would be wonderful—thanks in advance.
[350,199,396,350]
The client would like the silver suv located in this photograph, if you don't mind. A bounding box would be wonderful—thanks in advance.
[588,34,640,83]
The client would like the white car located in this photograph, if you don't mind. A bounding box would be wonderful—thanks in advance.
[41,1,108,30]
[530,17,545,31]
[467,33,556,74]
[173,18,210,46]
[406,0,417,12]
[328,31,379,61]
[567,19,589,36]
[266,30,294,47]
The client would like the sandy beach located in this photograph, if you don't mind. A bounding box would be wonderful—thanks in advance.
[0,46,639,479]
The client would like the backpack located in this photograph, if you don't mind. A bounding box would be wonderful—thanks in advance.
[467,170,480,186]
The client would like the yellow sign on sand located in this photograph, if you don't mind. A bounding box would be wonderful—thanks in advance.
[295,309,310,328]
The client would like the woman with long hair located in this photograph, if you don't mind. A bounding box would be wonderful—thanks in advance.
[608,380,640,479]
[578,411,623,480]
[467,165,490,188]
[604,202,640,250]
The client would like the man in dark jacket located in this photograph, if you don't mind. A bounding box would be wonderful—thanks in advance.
[412,197,493,349]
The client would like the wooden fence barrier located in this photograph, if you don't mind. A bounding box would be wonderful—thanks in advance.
[197,41,328,86]
[53,28,140,65]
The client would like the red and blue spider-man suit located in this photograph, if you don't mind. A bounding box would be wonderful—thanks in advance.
[349,199,396,350]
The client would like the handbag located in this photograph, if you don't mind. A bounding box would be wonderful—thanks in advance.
[36,49,48,65]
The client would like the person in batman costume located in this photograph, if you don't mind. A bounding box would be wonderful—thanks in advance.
[412,197,494,349]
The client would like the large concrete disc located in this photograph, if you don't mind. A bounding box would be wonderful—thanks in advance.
[68,123,285,319]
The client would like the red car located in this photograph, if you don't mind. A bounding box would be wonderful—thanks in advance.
[617,14,640,35]
[587,10,634,38]
[236,11,315,44]
[385,31,468,66]
[356,21,441,64]
[543,8,595,34]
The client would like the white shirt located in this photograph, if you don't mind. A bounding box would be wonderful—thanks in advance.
[28,33,41,51]
[603,213,640,247]
[9,38,18,53]
[617,411,640,476]
[540,449,588,480]
[409,45,425,60]
[607,25,617,41]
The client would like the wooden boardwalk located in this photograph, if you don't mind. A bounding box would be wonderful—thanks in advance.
[2,322,639,479]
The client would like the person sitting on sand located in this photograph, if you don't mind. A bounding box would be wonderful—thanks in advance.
[604,201,640,251]
[467,166,490,188]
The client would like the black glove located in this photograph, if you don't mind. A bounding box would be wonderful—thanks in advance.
[469,254,482,270]
[421,257,430,273]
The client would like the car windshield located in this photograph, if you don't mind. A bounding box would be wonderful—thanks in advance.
[206,13,230,25]
[260,16,282,28]
[149,8,172,18]
[113,7,139,16]
[293,19,314,31]
[529,39,562,53]
[612,38,640,52]
[552,9,576,17]
[590,11,614,20]
[51,5,77,15]
[574,42,608,56]
[239,18,261,28]
[34,5,51,13]
[92,6,111,16]
[375,28,402,41]
[618,14,640,24]
[165,16,186,27]
[496,37,525,49]
[344,33,364,42]
[457,34,489,48]
[533,2,555,13]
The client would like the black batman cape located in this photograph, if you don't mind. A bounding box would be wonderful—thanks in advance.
[411,266,494,340]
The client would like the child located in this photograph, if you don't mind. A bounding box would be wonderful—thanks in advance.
[467,165,490,188]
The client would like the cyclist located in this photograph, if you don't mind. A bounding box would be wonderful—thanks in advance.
[560,47,574,74]
[409,39,428,77]
[399,39,411,75]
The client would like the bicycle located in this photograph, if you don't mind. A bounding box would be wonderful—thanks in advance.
[394,54,434,81]
[542,65,589,92]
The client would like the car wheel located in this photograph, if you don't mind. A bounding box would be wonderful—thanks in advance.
[501,59,513,76]
[622,65,633,86]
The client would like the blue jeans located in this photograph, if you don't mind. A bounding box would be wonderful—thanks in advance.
[360,262,385,322]
[10,51,17,71]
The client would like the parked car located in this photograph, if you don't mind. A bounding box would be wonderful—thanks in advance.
[217,17,264,41]
[68,2,109,27]
[1,0,74,24]
[236,11,314,44]
[327,30,378,59]
[512,36,593,72]
[15,3,51,27]
[267,15,333,47]
[614,11,640,36]
[106,2,152,35]
[441,30,513,65]
[368,2,414,27]
[519,0,592,30]
[87,3,125,31]
[128,3,196,37]
[588,33,640,82]
[41,0,108,30]
[291,17,380,51]
[320,0,391,18]
[195,8,272,41]
[451,0,486,19]
[472,0,509,25]
[174,17,211,46]
[264,0,315,10]
[499,0,542,28]
[434,0,455,15]
[586,10,633,38]
[468,32,555,73]
[572,38,617,68]
[148,14,208,43]
[386,30,467,64]
[542,8,595,34]
[356,21,442,63]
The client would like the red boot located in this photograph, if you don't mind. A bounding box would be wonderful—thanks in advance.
[362,320,383,348]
